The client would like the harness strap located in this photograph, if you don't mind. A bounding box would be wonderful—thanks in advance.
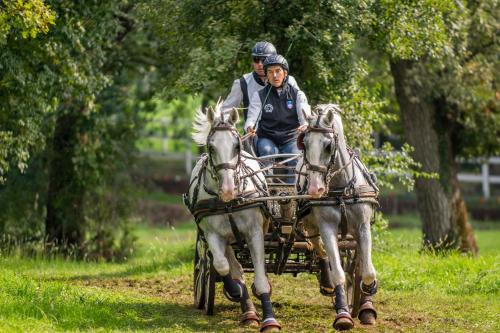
[339,199,348,239]
[227,206,245,249]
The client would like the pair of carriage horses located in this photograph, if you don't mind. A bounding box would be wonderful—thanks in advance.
[185,101,379,332]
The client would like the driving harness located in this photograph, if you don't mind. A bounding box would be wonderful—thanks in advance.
[183,122,269,248]
[295,117,380,238]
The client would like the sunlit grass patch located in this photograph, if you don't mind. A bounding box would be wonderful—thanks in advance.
[0,223,497,332]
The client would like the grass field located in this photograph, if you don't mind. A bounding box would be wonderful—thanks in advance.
[0,222,498,332]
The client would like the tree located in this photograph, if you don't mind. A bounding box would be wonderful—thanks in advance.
[361,0,498,253]
[144,1,419,187]
[0,0,55,182]
[1,1,159,256]
[42,1,158,253]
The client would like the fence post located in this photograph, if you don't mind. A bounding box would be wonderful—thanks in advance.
[482,162,490,199]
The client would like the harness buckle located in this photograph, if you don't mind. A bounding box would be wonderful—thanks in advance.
[343,186,354,197]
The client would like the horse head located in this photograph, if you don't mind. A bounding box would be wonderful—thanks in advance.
[205,106,241,202]
[301,104,342,198]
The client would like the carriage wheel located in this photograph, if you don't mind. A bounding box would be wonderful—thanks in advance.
[204,251,217,315]
[194,232,206,309]
[342,248,361,317]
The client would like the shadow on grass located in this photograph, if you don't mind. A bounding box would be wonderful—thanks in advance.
[44,246,194,283]
[3,299,241,332]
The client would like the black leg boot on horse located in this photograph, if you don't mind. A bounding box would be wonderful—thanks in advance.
[222,275,260,326]
[251,282,281,332]
[259,293,281,332]
[333,284,354,331]
[222,274,243,302]
[318,257,335,296]
[358,280,378,325]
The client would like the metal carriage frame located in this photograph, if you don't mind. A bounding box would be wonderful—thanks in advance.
[192,152,362,317]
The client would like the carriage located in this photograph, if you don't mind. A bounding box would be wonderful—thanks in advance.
[191,151,362,319]
[184,103,379,332]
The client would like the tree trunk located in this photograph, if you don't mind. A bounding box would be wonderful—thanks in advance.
[389,60,478,254]
[45,108,85,250]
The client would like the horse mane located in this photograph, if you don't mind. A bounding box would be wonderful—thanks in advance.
[192,98,224,145]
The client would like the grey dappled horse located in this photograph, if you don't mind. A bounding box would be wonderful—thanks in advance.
[188,101,281,332]
[297,104,379,330]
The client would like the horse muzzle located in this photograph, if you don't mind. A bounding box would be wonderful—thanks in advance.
[219,172,237,202]
[219,189,236,202]
[308,176,325,198]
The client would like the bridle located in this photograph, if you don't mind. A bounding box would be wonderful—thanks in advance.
[298,115,339,186]
[206,122,242,183]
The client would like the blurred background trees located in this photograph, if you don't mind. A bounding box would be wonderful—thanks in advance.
[0,0,497,259]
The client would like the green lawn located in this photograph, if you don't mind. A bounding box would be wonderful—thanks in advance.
[0,222,498,332]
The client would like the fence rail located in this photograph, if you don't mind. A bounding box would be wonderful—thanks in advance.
[457,157,500,199]
[141,145,499,198]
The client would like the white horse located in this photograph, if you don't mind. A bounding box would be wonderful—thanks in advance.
[187,101,281,332]
[297,105,379,330]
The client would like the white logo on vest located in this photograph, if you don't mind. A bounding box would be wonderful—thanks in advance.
[264,104,273,113]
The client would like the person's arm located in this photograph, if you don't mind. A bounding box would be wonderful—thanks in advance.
[244,91,262,132]
[220,79,243,113]
[296,90,311,126]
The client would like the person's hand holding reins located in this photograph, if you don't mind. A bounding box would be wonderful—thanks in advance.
[297,124,308,133]
[246,126,257,137]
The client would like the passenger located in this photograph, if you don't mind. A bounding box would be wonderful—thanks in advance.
[244,54,335,296]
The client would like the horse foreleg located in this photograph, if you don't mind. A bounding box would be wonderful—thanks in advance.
[318,218,354,331]
[245,230,281,332]
[225,245,259,326]
[357,218,378,325]
[205,233,242,302]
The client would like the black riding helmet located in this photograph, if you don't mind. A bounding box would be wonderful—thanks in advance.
[263,54,289,73]
[251,41,277,57]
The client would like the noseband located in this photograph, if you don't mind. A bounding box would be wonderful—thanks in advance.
[300,125,338,175]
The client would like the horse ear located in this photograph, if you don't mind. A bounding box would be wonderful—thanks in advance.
[206,107,215,123]
[324,109,335,127]
[301,108,313,124]
[229,107,239,125]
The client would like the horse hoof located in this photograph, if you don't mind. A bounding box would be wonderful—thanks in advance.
[358,309,376,325]
[333,312,354,331]
[260,318,281,332]
[240,311,260,327]
[358,300,377,325]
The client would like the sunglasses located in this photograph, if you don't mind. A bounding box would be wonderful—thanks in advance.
[253,57,266,63]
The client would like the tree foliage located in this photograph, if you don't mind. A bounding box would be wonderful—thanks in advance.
[142,0,425,190]
[0,1,159,257]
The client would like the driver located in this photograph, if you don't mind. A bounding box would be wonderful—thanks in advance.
[244,54,309,168]
[221,41,299,122]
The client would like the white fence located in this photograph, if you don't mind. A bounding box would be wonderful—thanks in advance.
[141,138,499,199]
[458,157,500,199]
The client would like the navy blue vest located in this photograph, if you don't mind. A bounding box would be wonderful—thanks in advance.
[257,81,299,146]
